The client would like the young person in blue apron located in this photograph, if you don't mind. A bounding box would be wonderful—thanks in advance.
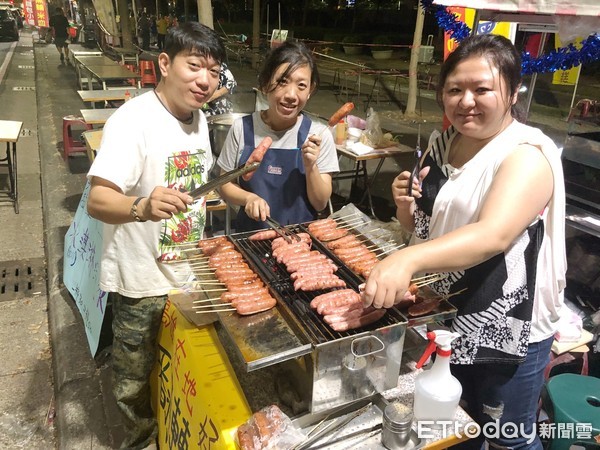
[217,41,339,232]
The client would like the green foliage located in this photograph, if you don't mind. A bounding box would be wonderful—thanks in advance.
[372,34,393,51]
[342,35,360,45]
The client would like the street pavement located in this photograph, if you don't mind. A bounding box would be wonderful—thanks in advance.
[0,28,575,449]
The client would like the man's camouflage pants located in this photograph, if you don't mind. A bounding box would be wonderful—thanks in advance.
[111,293,167,449]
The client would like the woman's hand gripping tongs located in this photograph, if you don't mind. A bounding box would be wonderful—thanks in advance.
[265,216,301,244]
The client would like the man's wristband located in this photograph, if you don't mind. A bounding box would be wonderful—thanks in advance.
[130,197,147,222]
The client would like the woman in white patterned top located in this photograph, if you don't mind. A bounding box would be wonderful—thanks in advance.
[362,34,566,450]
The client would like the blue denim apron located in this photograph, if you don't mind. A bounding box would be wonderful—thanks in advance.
[236,114,316,232]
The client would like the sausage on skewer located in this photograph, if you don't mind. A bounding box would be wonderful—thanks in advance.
[328,102,355,127]
[242,136,273,181]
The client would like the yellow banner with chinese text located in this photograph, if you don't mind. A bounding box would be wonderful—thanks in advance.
[152,300,252,449]
[552,36,582,86]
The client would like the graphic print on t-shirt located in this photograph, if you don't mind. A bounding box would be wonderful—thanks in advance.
[159,150,208,260]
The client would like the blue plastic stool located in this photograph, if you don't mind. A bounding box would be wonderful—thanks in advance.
[544,373,600,450]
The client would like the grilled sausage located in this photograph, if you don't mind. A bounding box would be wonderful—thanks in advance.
[333,246,372,258]
[271,233,311,250]
[307,218,337,233]
[313,227,349,242]
[323,306,369,324]
[285,259,337,274]
[215,267,255,278]
[342,251,378,265]
[222,288,270,302]
[310,289,354,309]
[328,102,355,127]
[208,261,250,270]
[316,290,362,315]
[242,136,273,181]
[326,235,362,250]
[272,242,311,260]
[294,275,346,291]
[290,265,336,280]
[227,281,265,292]
[208,251,243,265]
[320,300,364,316]
[408,298,440,316]
[329,308,386,332]
[248,229,278,241]
[282,252,326,266]
[235,296,277,315]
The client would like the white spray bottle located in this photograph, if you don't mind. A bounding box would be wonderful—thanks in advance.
[413,330,462,423]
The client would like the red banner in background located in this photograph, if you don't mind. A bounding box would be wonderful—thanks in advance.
[23,0,49,27]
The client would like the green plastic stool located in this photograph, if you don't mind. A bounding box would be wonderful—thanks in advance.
[545,373,600,450]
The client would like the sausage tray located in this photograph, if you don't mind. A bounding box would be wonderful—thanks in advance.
[181,218,455,414]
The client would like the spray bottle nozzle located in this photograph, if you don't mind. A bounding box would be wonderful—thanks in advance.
[415,331,460,369]
[416,332,437,369]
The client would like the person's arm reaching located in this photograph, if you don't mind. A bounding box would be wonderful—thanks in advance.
[363,144,554,309]
[88,176,193,224]
[218,176,270,223]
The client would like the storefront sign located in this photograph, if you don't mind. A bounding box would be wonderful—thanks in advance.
[552,35,582,86]
[23,0,48,27]
[63,181,107,355]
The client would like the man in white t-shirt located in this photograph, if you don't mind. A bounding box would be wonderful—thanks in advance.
[87,23,225,450]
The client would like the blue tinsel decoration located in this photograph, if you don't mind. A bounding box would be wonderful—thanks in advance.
[420,0,600,74]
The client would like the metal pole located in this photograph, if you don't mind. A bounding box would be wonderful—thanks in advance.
[252,0,260,68]
[524,32,547,122]
[569,66,582,111]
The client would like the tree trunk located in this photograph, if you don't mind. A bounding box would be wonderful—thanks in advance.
[252,0,260,68]
[405,0,424,117]
[197,0,214,29]
[117,0,134,48]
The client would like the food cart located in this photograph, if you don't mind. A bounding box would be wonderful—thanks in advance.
[150,206,471,449]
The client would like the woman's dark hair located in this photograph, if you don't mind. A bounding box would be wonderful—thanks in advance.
[164,22,226,65]
[436,34,525,121]
[257,41,320,94]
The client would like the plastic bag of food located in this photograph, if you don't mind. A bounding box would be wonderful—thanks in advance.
[360,108,383,148]
[346,114,367,130]
[236,404,305,449]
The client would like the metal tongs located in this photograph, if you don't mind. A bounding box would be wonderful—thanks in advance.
[189,162,260,200]
[407,124,422,198]
[265,216,301,244]
[291,402,373,450]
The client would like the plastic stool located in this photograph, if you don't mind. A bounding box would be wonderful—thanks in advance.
[544,373,600,450]
[139,60,157,87]
[62,115,92,160]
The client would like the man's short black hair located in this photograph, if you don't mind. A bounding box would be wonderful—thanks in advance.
[163,22,226,65]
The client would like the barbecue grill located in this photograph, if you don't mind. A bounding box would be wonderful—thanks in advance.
[178,218,457,414]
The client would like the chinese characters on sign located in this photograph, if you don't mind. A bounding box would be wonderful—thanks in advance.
[23,0,48,27]
[154,300,252,449]
[63,181,107,355]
